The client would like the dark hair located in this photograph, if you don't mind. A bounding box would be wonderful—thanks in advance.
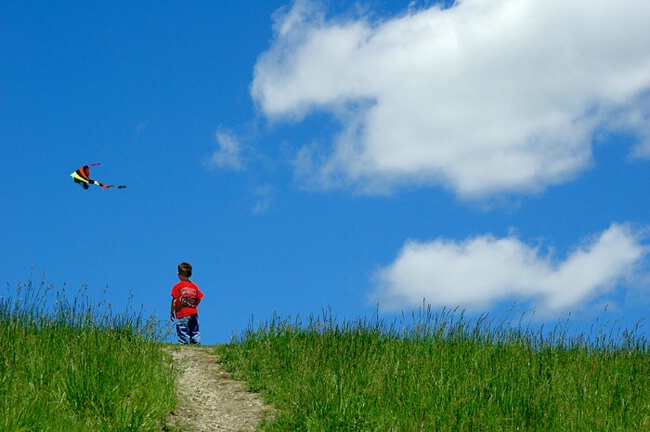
[178,262,192,278]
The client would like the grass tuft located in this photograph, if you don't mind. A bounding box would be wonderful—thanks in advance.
[0,276,176,432]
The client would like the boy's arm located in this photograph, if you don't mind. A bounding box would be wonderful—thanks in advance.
[170,298,176,321]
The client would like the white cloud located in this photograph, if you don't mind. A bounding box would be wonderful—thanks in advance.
[252,0,650,198]
[625,95,650,159]
[371,223,649,314]
[205,131,244,171]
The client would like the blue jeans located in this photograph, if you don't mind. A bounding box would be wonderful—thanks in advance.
[176,314,201,344]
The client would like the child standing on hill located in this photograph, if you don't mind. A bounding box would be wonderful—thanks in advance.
[170,262,204,344]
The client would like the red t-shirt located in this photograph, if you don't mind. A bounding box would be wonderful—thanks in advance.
[171,280,204,319]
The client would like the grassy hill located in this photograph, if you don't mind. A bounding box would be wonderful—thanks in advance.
[220,309,650,431]
[3,278,650,431]
[0,279,176,432]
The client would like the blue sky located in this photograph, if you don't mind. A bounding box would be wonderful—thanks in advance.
[2,0,650,344]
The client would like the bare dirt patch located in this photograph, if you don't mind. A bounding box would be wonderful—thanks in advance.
[165,345,273,432]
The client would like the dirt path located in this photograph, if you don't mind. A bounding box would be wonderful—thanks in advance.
[165,345,273,432]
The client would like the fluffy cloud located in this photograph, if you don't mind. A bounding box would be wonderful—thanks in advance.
[252,0,650,198]
[371,223,648,314]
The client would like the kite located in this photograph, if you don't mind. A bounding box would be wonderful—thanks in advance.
[70,163,126,190]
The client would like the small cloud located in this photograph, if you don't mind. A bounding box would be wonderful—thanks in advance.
[135,121,149,135]
[632,139,650,159]
[370,223,649,315]
[205,130,244,171]
[251,185,275,214]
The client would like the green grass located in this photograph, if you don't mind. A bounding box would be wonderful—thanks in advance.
[6,275,650,431]
[0,277,177,432]
[220,308,650,431]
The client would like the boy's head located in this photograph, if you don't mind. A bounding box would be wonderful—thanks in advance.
[178,262,192,280]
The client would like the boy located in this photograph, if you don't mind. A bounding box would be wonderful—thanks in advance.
[170,262,204,344]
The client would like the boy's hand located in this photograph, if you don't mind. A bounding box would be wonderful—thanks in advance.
[170,313,175,322]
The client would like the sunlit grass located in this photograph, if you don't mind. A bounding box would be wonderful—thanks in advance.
[0,276,176,432]
[220,307,650,431]
[6,273,650,431]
